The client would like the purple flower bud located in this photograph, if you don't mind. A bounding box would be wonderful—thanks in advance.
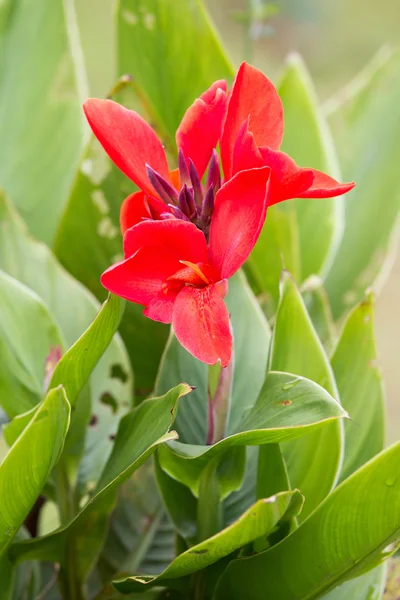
[168,204,191,222]
[146,164,179,206]
[206,149,221,191]
[178,149,190,185]
[189,159,203,207]
[178,184,197,220]
[202,185,215,217]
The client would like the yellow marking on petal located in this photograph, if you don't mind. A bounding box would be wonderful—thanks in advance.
[179,261,210,285]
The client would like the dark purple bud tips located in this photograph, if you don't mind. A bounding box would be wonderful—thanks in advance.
[206,149,221,191]
[146,164,179,205]
[189,159,203,207]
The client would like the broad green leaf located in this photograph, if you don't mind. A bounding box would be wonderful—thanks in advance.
[158,371,347,496]
[246,54,344,310]
[246,206,300,315]
[331,293,385,481]
[321,565,386,600]
[325,47,400,318]
[154,454,197,544]
[50,293,125,407]
[8,385,191,569]
[0,271,63,417]
[270,272,343,519]
[155,271,270,444]
[100,463,175,580]
[0,0,87,243]
[0,386,70,556]
[0,193,133,486]
[116,0,234,143]
[113,491,303,593]
[215,443,400,600]
[302,276,336,354]
[278,54,344,280]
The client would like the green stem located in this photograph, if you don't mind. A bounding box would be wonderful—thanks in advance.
[55,463,85,600]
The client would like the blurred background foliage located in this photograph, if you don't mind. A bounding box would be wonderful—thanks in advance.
[75,0,399,441]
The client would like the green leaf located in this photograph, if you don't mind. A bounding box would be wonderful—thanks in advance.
[269,272,343,519]
[154,454,197,544]
[0,0,87,243]
[325,47,400,318]
[0,193,133,486]
[113,491,303,593]
[50,293,125,407]
[100,467,175,582]
[8,385,191,569]
[0,271,63,417]
[157,371,347,496]
[302,276,337,354]
[246,54,344,309]
[215,443,400,600]
[321,565,386,600]
[155,271,271,444]
[278,54,344,280]
[0,529,41,600]
[0,386,70,556]
[116,0,234,143]
[331,293,385,481]
[99,462,176,578]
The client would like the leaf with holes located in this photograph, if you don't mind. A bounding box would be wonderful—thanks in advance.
[8,385,191,572]
[0,193,133,487]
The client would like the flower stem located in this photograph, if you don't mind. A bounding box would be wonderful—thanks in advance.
[55,462,85,600]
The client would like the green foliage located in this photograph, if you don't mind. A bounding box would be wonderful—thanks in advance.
[0,1,398,597]
[0,193,133,485]
[246,54,344,311]
[116,0,234,144]
[157,371,346,496]
[215,443,400,599]
[325,48,400,318]
[0,271,63,417]
[269,272,342,519]
[0,387,70,555]
[0,0,87,243]
[114,491,303,593]
[331,293,385,480]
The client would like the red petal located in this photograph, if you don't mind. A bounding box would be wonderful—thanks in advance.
[232,119,264,175]
[123,219,208,262]
[143,287,178,323]
[260,147,355,203]
[172,285,232,367]
[120,191,166,233]
[260,147,314,204]
[297,169,356,198]
[209,166,271,280]
[100,245,179,308]
[221,62,284,180]
[83,99,170,198]
[176,80,227,178]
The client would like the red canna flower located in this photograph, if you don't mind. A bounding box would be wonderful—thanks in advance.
[83,62,354,366]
